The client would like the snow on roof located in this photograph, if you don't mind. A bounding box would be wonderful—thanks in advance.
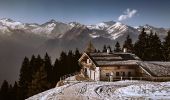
[96,60,139,66]
[92,56,123,61]
[138,62,170,77]
[89,52,140,60]
[86,52,140,66]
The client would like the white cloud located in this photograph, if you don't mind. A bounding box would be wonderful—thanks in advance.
[118,8,137,21]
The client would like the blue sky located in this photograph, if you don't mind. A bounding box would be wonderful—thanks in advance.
[0,0,170,27]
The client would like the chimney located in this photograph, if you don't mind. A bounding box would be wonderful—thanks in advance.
[123,48,127,53]
[107,48,110,54]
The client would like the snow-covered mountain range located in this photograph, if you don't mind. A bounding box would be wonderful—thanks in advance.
[1,18,169,40]
[0,18,169,84]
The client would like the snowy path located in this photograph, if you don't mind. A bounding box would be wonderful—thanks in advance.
[26,80,170,100]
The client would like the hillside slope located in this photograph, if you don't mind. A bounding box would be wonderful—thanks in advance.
[26,80,170,100]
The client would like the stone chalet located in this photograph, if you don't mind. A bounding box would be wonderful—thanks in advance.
[78,48,170,81]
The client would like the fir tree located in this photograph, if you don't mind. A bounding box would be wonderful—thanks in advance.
[44,53,52,82]
[0,80,10,100]
[52,58,60,84]
[149,33,163,61]
[85,41,96,53]
[163,31,170,61]
[29,55,36,75]
[59,51,67,76]
[18,57,30,100]
[102,45,107,52]
[123,35,133,52]
[27,64,50,97]
[107,45,112,52]
[75,48,81,60]
[74,48,81,72]
[114,41,121,52]
[134,28,148,60]
[12,82,19,100]
[142,31,154,60]
[67,50,74,73]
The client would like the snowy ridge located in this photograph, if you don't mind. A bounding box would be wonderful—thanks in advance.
[0,25,10,34]
[26,81,170,100]
[87,21,138,40]
[31,22,56,35]
[107,22,129,39]
[137,24,169,35]
[0,18,169,40]
[0,18,25,29]
[87,22,109,30]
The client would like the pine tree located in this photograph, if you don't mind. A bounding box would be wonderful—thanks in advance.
[102,45,107,52]
[67,50,74,73]
[52,58,60,84]
[163,31,170,61]
[27,64,50,97]
[59,51,67,76]
[8,81,18,100]
[18,57,30,100]
[44,53,52,83]
[73,49,81,73]
[114,41,121,52]
[8,84,13,100]
[12,82,19,100]
[134,28,148,60]
[107,45,112,52]
[149,33,163,61]
[85,41,96,53]
[123,35,133,52]
[36,55,44,69]
[75,48,81,59]
[30,55,36,75]
[142,31,154,60]
[0,80,10,100]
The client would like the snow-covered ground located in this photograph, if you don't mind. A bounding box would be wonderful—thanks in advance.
[26,80,170,100]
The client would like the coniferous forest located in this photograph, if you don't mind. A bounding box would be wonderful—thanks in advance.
[0,49,81,100]
[0,28,170,100]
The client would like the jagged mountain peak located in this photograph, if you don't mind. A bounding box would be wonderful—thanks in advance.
[0,18,22,24]
[0,18,25,30]
[48,19,57,23]
[42,19,61,26]
[103,21,116,26]
[0,18,15,22]
[137,24,168,36]
[87,21,125,30]
[69,22,85,28]
[112,22,127,28]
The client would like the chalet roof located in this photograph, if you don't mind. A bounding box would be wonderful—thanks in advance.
[137,62,170,77]
[86,52,140,66]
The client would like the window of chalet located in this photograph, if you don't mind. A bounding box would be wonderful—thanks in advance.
[84,68,87,75]
[106,73,110,76]
[116,72,119,76]
[87,59,91,64]
[122,72,125,76]
[128,72,131,76]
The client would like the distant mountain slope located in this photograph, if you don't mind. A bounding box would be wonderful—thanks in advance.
[137,24,169,36]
